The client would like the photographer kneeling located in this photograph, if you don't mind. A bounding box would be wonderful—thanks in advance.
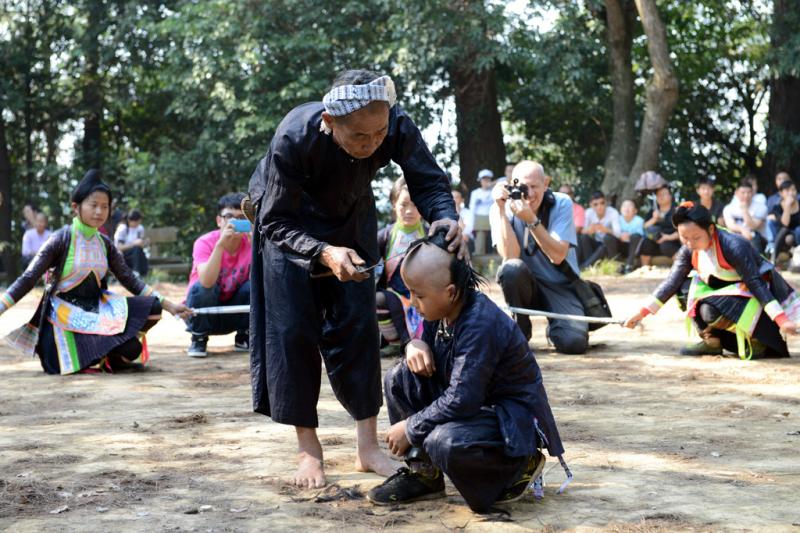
[491,161,589,354]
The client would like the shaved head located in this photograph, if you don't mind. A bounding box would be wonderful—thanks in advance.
[512,160,546,185]
[402,243,452,291]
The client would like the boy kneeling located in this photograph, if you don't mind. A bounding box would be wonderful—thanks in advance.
[368,230,566,512]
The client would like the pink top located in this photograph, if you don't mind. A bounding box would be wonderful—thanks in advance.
[572,202,585,229]
[187,230,252,302]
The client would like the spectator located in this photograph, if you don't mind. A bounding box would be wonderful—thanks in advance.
[579,191,621,269]
[21,202,38,231]
[468,168,495,217]
[744,175,767,209]
[618,199,645,273]
[723,181,767,252]
[114,209,149,277]
[640,185,681,266]
[184,192,252,358]
[767,171,792,214]
[695,177,724,226]
[21,212,51,269]
[490,160,589,354]
[559,184,585,234]
[452,189,475,251]
[768,180,800,263]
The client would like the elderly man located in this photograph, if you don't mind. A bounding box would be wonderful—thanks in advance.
[247,70,463,489]
[490,161,589,354]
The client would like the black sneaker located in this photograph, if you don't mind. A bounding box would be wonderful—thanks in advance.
[495,450,546,504]
[367,467,445,506]
[679,339,722,356]
[187,335,208,358]
[234,331,249,352]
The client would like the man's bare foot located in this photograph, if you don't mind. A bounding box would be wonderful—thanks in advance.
[292,426,326,488]
[293,451,326,488]
[355,416,403,476]
[355,446,402,477]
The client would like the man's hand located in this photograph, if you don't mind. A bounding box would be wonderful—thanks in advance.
[492,182,509,206]
[429,218,468,260]
[621,232,630,242]
[405,339,435,377]
[656,234,667,244]
[509,199,536,225]
[385,420,410,456]
[217,222,240,249]
[319,245,369,282]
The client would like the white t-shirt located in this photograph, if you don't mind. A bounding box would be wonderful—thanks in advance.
[114,224,145,246]
[723,201,767,235]
[469,187,494,217]
[584,206,621,241]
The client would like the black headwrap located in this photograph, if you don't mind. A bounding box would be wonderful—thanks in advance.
[71,169,112,204]
[405,226,486,302]
[672,201,712,230]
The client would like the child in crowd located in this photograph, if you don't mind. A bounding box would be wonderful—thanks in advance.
[376,178,427,353]
[768,180,800,263]
[618,199,645,273]
[368,229,567,512]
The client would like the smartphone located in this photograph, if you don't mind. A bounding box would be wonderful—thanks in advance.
[230,219,252,233]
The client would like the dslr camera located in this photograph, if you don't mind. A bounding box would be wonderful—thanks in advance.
[504,178,529,200]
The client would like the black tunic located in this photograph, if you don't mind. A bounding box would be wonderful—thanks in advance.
[248,102,458,425]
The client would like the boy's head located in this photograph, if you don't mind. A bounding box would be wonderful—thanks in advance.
[127,209,142,228]
[735,181,753,205]
[401,228,485,322]
[589,191,606,218]
[620,199,637,219]
[217,192,247,230]
[776,171,791,189]
[779,179,797,200]
[696,178,715,200]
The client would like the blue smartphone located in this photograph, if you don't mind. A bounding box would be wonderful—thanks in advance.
[231,219,252,233]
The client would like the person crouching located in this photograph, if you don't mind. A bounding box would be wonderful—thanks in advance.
[368,229,566,512]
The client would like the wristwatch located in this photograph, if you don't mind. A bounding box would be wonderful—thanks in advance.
[527,217,541,231]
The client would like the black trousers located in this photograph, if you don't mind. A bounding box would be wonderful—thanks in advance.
[250,241,382,427]
[384,362,530,513]
[123,246,149,276]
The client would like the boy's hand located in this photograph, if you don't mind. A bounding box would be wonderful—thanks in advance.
[405,339,435,377]
[385,420,410,456]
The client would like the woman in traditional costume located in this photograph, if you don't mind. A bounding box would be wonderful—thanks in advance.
[624,201,798,358]
[0,170,191,374]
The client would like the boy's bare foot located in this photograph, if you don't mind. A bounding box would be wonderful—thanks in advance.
[293,451,326,488]
[293,426,326,488]
[355,446,402,477]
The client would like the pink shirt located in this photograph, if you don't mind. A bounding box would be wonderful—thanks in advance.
[572,202,585,229]
[187,230,251,302]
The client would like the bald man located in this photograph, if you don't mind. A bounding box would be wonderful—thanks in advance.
[489,161,589,354]
[368,232,564,512]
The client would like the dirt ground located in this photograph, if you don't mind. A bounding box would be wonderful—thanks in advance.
[1,272,800,532]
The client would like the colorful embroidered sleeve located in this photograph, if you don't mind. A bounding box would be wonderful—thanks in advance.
[640,296,663,316]
[0,292,15,314]
[139,285,164,302]
[764,300,788,326]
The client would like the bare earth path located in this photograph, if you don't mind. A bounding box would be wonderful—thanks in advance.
[1,272,799,532]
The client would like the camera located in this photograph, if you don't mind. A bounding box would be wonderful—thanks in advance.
[504,178,529,200]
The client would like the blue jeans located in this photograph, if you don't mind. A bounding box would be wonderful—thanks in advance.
[185,281,250,337]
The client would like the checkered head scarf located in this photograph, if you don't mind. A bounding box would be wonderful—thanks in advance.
[322,75,397,119]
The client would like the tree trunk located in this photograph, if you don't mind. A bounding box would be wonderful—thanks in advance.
[622,0,679,199]
[81,0,104,170]
[0,116,15,281]
[766,0,800,181]
[601,0,637,201]
[449,63,506,196]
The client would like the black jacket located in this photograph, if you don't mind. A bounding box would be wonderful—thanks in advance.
[247,103,457,271]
